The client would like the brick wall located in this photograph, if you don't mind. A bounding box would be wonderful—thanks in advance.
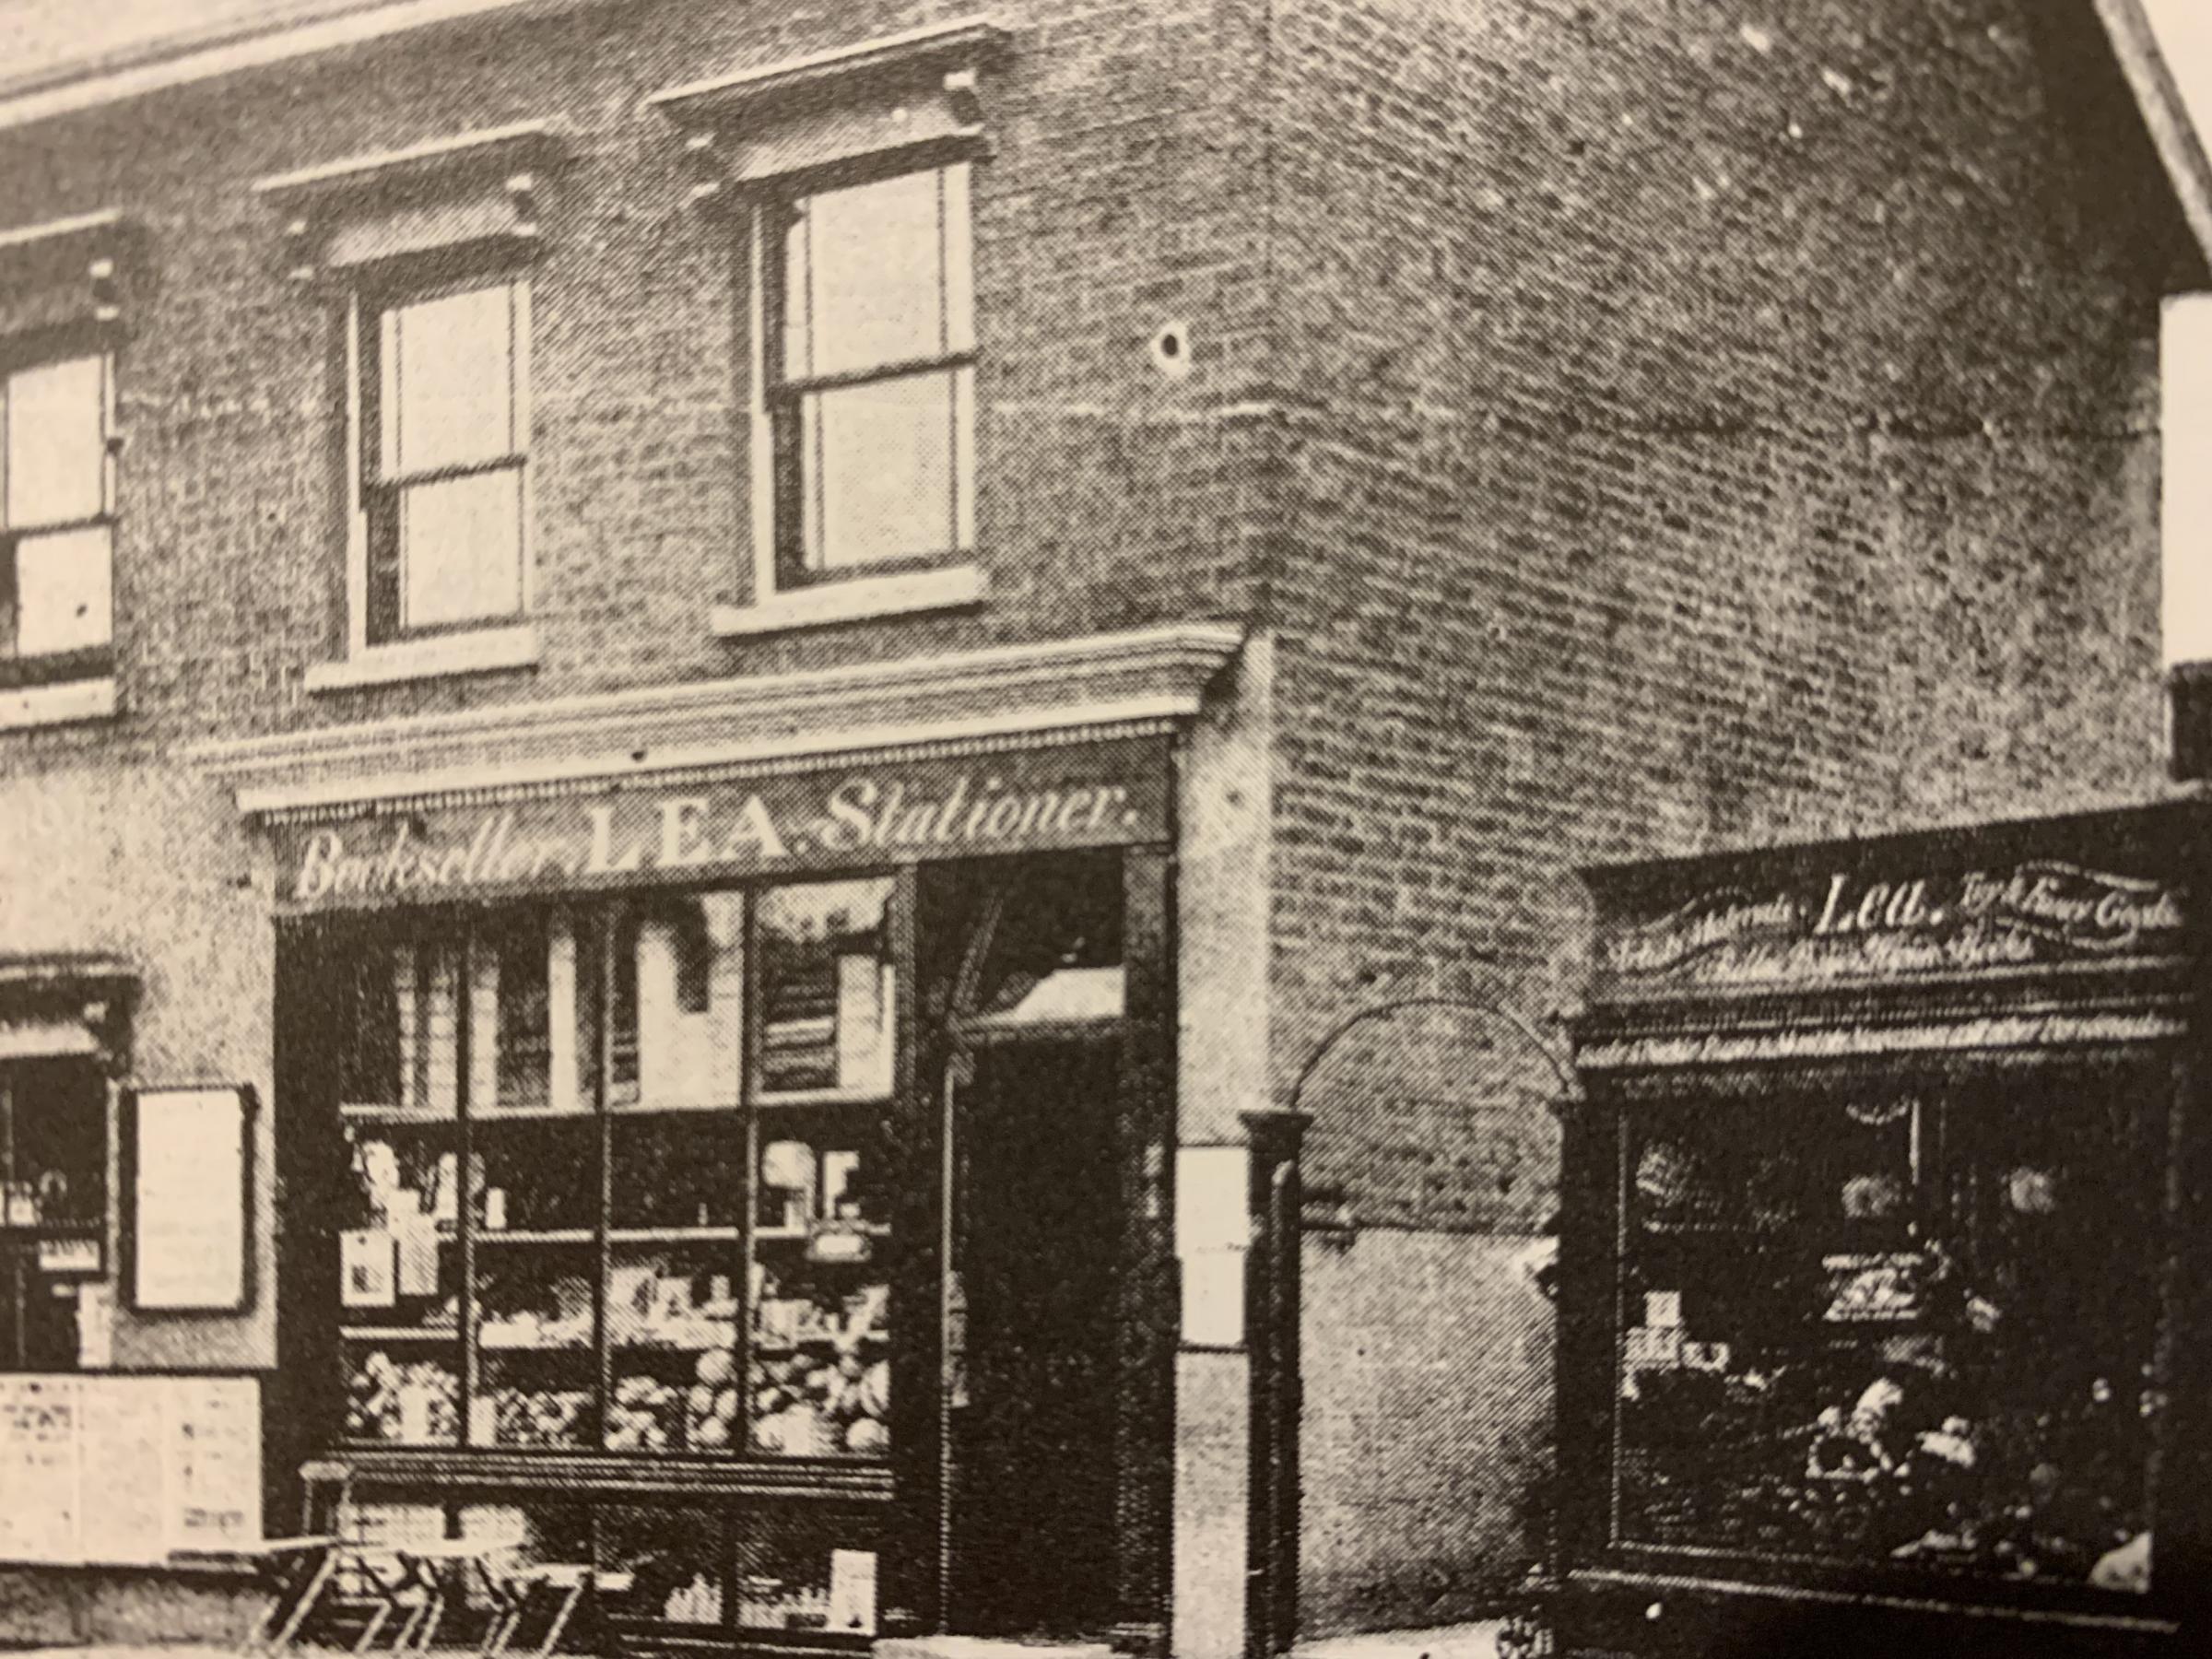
[1267,0,2183,1234]
[0,0,1272,771]
[1261,0,2192,1631]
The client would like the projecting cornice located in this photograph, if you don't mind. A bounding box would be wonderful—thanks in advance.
[183,621,1247,818]
[648,17,1012,202]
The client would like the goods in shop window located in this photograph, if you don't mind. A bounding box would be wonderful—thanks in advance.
[683,1375,743,1450]
[345,1352,458,1442]
[759,1140,816,1232]
[340,1229,398,1309]
[747,1347,889,1458]
[480,1272,593,1349]
[477,1387,591,1449]
[2006,1165,2058,1214]
[663,1572,724,1624]
[739,1575,832,1630]
[1821,1254,1925,1324]
[606,1376,684,1452]
[611,1257,739,1350]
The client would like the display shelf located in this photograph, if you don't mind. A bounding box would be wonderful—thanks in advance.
[752,1336,888,1358]
[341,1324,460,1342]
[610,1227,743,1244]
[0,1219,103,1238]
[475,1229,595,1245]
[477,1337,594,1355]
[470,1105,598,1124]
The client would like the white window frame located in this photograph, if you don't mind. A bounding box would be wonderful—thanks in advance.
[0,347,118,688]
[315,272,539,689]
[723,162,984,636]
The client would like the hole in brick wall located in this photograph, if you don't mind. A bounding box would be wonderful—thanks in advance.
[1148,321,1193,381]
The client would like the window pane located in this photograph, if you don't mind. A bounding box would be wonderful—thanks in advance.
[781,204,811,382]
[954,362,977,551]
[13,525,112,655]
[802,171,946,377]
[943,162,975,356]
[6,357,105,528]
[806,372,954,571]
[388,284,515,476]
[400,468,523,629]
[758,879,894,1099]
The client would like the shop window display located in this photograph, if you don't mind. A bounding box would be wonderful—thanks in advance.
[0,1058,108,1371]
[326,885,896,1465]
[1612,1071,2163,1594]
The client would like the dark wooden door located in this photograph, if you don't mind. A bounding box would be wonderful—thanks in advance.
[951,1038,1121,1638]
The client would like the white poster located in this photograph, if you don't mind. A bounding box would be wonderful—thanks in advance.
[0,1376,84,1564]
[76,1377,168,1565]
[828,1547,878,1635]
[132,1087,250,1312]
[163,1375,263,1554]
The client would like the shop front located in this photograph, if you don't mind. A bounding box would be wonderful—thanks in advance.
[252,734,1171,1649]
[163,622,1262,1656]
[1555,802,2212,1657]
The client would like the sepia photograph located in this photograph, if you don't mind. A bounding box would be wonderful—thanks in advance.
[0,2,2208,1657]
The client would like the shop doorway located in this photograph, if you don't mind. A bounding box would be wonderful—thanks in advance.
[952,1038,1121,1637]
[924,852,1130,1640]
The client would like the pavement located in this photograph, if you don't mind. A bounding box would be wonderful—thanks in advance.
[2,1624,1510,1659]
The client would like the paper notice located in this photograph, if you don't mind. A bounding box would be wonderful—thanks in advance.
[829,1548,878,1635]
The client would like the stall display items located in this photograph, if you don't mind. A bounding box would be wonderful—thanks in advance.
[1559,803,2208,1658]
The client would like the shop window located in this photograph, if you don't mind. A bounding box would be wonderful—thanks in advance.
[1,1060,111,1371]
[358,274,530,643]
[324,888,893,1465]
[1609,1069,2164,1594]
[0,351,115,687]
[951,851,1124,1034]
[758,879,895,1099]
[763,166,976,592]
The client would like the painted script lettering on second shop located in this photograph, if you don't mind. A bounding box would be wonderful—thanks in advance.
[1600,859,2189,987]
[283,754,1161,908]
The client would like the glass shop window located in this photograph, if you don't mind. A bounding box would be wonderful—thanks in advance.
[324,888,896,1466]
[0,1059,109,1371]
[1610,1067,2166,1596]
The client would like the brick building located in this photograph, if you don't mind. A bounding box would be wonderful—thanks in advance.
[0,0,2200,1653]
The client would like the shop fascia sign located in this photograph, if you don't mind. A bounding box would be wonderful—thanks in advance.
[1597,859,2190,990]
[274,737,1168,912]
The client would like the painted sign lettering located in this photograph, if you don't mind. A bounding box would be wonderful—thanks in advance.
[271,737,1170,912]
[1597,860,2189,991]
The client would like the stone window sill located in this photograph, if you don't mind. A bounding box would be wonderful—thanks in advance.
[711,566,984,639]
[306,623,541,693]
[0,676,119,731]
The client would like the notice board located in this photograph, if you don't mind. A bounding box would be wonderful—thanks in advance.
[127,1085,254,1312]
[0,1374,261,1564]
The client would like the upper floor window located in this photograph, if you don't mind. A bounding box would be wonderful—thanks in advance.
[0,351,114,685]
[357,274,530,643]
[255,122,560,688]
[763,163,976,589]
